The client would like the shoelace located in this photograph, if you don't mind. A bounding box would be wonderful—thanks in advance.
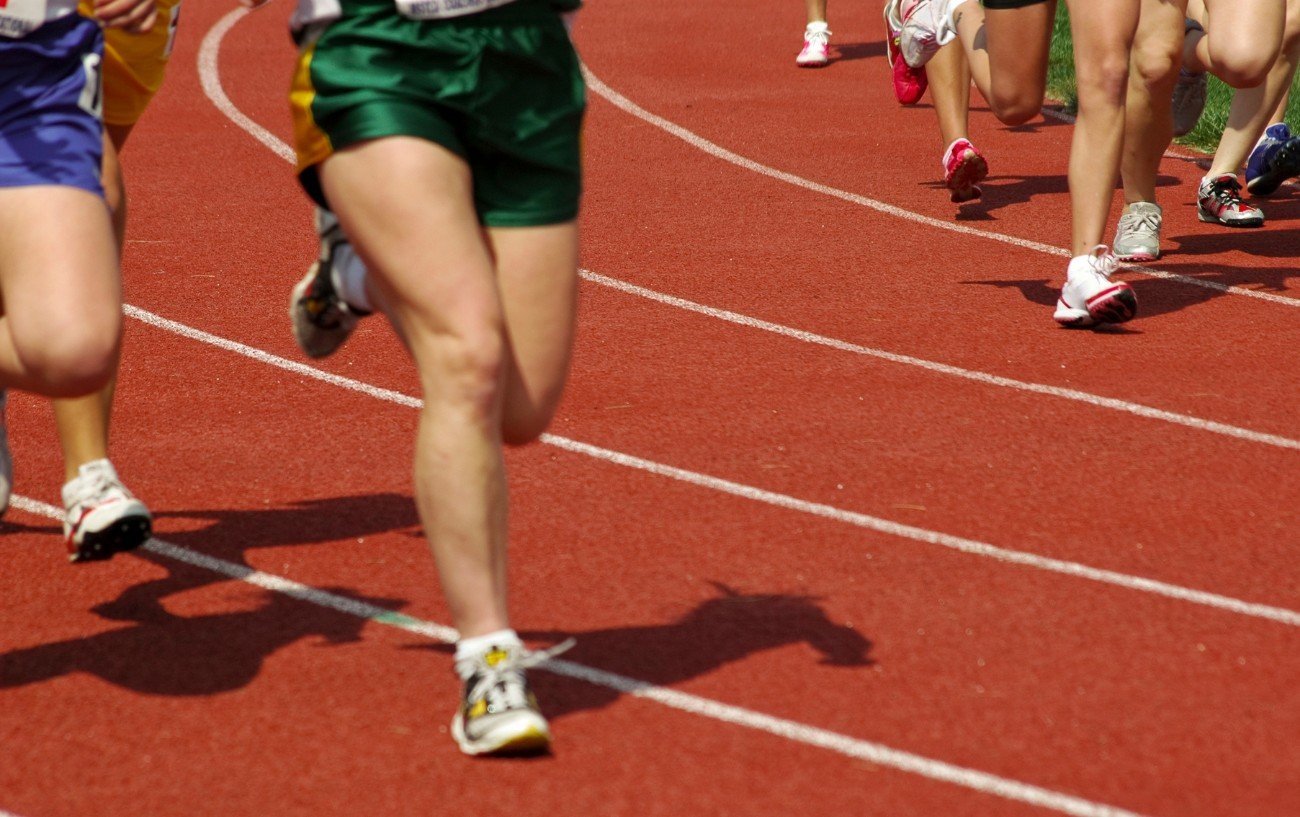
[67,468,127,511]
[1120,210,1160,238]
[1206,177,1246,208]
[1084,245,1118,278]
[459,639,576,714]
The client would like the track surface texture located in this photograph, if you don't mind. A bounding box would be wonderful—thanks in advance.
[2,3,1297,817]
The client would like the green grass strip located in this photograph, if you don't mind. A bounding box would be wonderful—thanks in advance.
[1044,5,1300,156]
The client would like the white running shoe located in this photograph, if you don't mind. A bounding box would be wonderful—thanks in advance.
[451,639,572,756]
[63,459,152,563]
[796,24,831,67]
[0,391,11,517]
[890,0,956,69]
[1053,246,1138,327]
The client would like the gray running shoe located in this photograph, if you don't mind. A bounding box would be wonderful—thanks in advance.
[1113,201,1163,262]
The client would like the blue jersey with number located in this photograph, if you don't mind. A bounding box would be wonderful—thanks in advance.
[0,13,104,195]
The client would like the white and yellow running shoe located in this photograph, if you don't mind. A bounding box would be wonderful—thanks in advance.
[452,638,572,757]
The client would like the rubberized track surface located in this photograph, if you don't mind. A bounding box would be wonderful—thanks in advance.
[2,3,1297,816]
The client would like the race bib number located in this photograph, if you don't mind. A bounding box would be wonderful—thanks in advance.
[0,0,77,37]
[394,0,518,21]
[0,0,51,37]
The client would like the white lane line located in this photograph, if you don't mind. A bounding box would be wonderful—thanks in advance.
[582,271,1300,452]
[580,67,1300,309]
[8,493,1152,817]
[197,10,296,165]
[195,11,1300,455]
[125,302,1300,628]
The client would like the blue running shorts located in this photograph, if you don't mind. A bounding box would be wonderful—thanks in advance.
[0,14,105,195]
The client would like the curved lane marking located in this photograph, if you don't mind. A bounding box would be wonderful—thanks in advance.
[198,11,1300,454]
[581,68,1299,309]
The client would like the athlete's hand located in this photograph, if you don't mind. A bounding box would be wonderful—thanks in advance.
[93,0,158,33]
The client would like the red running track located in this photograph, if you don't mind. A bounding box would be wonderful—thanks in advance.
[1,2,1297,817]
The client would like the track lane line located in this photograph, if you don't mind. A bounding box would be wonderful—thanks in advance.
[123,303,1300,628]
[579,68,1299,309]
[580,271,1300,451]
[198,11,1300,453]
[8,493,1153,817]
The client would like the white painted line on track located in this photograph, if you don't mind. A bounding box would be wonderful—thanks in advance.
[580,67,1300,309]
[196,10,1300,455]
[197,10,296,165]
[582,270,1300,452]
[9,493,1152,817]
[125,302,1300,628]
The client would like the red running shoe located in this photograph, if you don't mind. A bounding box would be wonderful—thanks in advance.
[943,138,987,203]
[884,3,927,104]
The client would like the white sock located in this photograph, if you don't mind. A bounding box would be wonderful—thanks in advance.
[805,21,828,34]
[1067,253,1097,277]
[455,628,522,662]
[330,241,374,314]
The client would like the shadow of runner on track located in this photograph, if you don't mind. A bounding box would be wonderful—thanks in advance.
[90,492,422,623]
[0,586,405,695]
[829,40,886,64]
[408,581,874,722]
[0,493,421,695]
[1169,225,1300,264]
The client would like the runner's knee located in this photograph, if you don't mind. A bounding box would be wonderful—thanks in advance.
[19,329,117,398]
[1130,33,1181,91]
[1206,36,1275,88]
[417,327,506,419]
[988,91,1044,127]
[1075,53,1131,107]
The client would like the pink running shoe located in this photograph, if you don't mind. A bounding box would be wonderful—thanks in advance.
[943,138,988,203]
[796,24,831,67]
[884,4,927,104]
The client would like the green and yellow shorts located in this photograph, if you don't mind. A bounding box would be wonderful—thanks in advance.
[290,0,586,227]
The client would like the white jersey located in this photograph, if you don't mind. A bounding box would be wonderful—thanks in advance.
[0,0,80,38]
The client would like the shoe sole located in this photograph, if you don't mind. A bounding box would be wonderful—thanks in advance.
[68,512,152,563]
[1086,283,1138,325]
[1115,249,1158,263]
[1245,142,1300,197]
[1053,283,1137,328]
[452,713,552,757]
[946,149,987,203]
[290,263,357,359]
[1197,208,1264,228]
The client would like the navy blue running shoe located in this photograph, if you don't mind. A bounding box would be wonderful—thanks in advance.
[1245,123,1300,197]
